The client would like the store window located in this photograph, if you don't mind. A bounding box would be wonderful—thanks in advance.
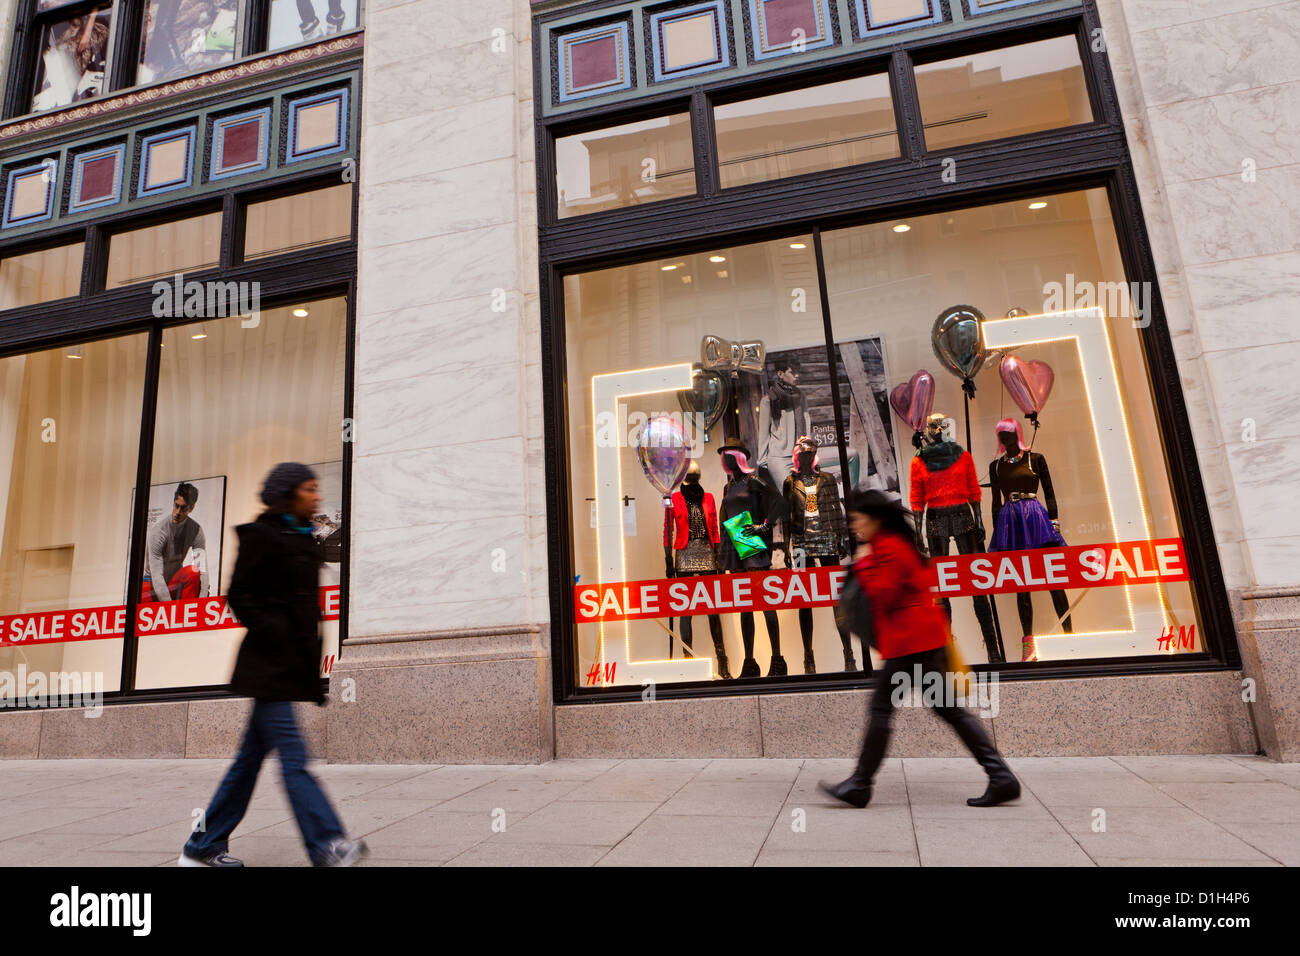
[106,211,222,288]
[556,113,695,218]
[132,297,347,690]
[0,241,84,309]
[138,0,240,85]
[914,35,1092,151]
[564,190,1204,689]
[29,2,113,112]
[714,74,898,189]
[0,333,148,699]
[267,0,360,52]
[244,183,353,259]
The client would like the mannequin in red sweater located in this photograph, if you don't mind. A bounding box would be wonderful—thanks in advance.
[908,413,1002,663]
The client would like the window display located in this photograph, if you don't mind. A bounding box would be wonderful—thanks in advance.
[138,0,239,85]
[31,5,112,112]
[566,188,1205,688]
[268,0,360,50]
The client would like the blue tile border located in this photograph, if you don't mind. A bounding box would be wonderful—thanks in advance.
[68,144,125,214]
[648,1,731,82]
[137,127,196,198]
[3,160,58,228]
[747,0,837,62]
[209,107,271,181]
[557,20,635,102]
[285,88,349,163]
[854,0,945,38]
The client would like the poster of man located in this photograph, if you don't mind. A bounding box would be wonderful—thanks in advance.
[739,336,900,497]
[138,477,225,602]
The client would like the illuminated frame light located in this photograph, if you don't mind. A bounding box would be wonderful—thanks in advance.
[591,364,714,686]
[980,307,1169,657]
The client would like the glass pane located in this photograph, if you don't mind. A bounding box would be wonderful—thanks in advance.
[0,334,148,702]
[267,0,361,51]
[715,74,899,188]
[556,113,695,219]
[821,189,1201,665]
[0,242,84,310]
[915,35,1092,151]
[244,184,353,260]
[133,299,348,690]
[106,212,222,288]
[138,0,240,85]
[32,6,112,112]
[565,236,873,687]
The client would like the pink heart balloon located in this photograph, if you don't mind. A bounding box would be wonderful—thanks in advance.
[999,355,1055,416]
[889,370,936,433]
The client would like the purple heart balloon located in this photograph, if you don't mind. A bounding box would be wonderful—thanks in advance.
[889,370,936,433]
[635,415,693,496]
[999,354,1055,416]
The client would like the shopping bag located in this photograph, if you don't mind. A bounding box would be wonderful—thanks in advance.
[722,511,767,559]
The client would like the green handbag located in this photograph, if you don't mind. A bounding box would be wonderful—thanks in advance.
[722,511,767,559]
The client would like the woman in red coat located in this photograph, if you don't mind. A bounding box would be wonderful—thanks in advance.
[820,490,1020,809]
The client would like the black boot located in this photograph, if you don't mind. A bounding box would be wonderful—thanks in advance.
[712,635,732,679]
[949,710,1020,806]
[842,646,856,672]
[767,655,787,677]
[818,773,871,808]
[803,651,816,674]
[738,657,760,678]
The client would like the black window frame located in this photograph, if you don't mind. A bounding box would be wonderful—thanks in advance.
[535,1,1241,705]
[0,163,359,710]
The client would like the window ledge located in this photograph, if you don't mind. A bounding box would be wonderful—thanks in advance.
[0,31,363,147]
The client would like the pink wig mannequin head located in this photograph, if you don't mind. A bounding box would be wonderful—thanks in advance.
[721,449,756,475]
[994,417,1027,452]
[792,436,820,473]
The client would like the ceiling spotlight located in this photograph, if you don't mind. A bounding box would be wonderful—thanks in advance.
[892,223,911,233]
[191,324,208,340]
[1028,201,1048,210]
[789,242,807,250]
[660,264,678,272]
[292,307,310,317]
[708,255,726,263]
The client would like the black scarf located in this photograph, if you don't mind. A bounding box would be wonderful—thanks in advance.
[768,377,801,416]
[918,440,964,471]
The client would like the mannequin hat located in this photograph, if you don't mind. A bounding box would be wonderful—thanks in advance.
[717,437,751,459]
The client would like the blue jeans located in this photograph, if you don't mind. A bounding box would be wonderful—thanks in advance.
[184,699,344,865]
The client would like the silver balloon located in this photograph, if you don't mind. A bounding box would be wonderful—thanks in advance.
[932,305,989,381]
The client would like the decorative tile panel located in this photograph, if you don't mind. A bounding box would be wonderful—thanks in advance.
[557,20,634,101]
[285,88,349,162]
[648,1,731,82]
[68,143,124,213]
[210,107,271,181]
[853,0,945,38]
[3,161,57,228]
[746,0,837,61]
[138,127,196,198]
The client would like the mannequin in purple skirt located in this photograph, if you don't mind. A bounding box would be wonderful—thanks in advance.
[988,418,1073,661]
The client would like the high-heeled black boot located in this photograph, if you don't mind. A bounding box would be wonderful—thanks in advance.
[818,773,871,808]
[712,634,732,679]
[949,711,1020,806]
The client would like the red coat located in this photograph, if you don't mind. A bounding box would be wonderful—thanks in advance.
[664,491,720,549]
[909,451,980,512]
[852,530,950,659]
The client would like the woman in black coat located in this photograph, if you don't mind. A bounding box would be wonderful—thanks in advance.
[180,462,367,867]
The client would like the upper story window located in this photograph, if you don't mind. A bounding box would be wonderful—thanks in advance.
[7,0,362,120]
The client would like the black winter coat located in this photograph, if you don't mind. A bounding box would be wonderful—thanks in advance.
[227,511,325,704]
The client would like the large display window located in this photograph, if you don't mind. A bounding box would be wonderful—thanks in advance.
[563,189,1206,689]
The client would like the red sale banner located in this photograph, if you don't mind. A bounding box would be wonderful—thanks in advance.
[574,539,1188,624]
[0,586,341,647]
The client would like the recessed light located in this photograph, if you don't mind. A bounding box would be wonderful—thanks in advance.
[661,264,678,272]
[892,223,911,233]
[191,324,208,340]
[708,255,726,263]
[789,242,807,250]
[292,307,309,317]
[1028,201,1048,210]
[66,345,82,359]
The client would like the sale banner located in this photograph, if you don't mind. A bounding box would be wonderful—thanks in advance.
[573,539,1188,624]
[0,586,341,647]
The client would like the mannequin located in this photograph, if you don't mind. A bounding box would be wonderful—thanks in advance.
[664,460,731,678]
[988,418,1073,662]
[717,437,787,677]
[782,436,865,674]
[909,412,1002,663]
[756,357,808,489]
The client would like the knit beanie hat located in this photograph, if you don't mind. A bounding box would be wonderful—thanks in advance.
[260,462,317,509]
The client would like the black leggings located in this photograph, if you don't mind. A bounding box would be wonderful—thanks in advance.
[798,554,855,655]
[674,571,722,655]
[739,609,780,660]
[928,529,1002,663]
[1015,589,1073,637]
[297,0,346,26]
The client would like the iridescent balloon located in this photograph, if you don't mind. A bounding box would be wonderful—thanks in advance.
[932,304,989,381]
[999,354,1055,416]
[634,415,694,496]
[888,369,935,433]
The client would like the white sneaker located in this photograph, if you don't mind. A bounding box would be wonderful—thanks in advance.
[316,837,368,867]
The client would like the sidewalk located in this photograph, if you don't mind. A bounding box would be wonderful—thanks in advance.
[1,755,1296,866]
